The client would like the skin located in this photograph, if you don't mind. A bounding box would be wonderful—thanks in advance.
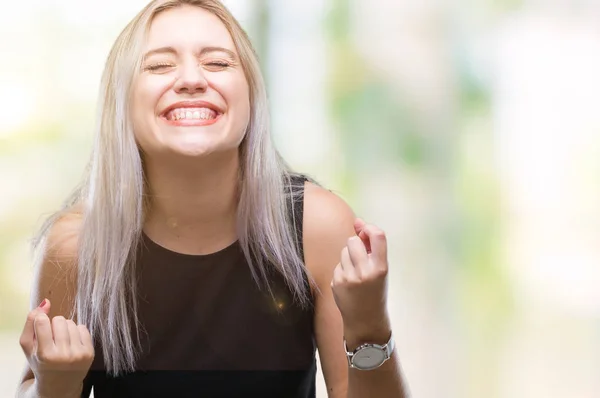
[17,211,90,398]
[133,6,251,252]
[17,5,407,398]
[304,185,407,397]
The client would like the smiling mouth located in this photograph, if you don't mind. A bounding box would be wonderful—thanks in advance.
[161,107,223,126]
[165,107,218,121]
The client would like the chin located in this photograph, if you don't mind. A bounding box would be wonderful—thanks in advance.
[140,125,242,160]
[169,140,241,159]
[171,143,217,158]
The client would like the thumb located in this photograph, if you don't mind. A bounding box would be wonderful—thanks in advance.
[20,299,51,353]
[38,298,51,315]
[353,218,371,253]
[354,218,366,234]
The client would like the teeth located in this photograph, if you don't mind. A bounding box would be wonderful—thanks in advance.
[166,107,218,121]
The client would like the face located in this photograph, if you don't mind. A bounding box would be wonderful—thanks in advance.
[131,5,251,159]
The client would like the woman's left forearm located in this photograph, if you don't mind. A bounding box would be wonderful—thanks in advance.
[345,320,408,398]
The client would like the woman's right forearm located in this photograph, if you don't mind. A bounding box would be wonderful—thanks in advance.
[17,379,82,398]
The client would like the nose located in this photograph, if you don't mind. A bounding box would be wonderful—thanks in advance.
[173,61,208,94]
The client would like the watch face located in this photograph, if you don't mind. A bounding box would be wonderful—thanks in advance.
[352,346,386,370]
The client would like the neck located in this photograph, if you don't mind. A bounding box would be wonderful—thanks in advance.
[143,150,240,254]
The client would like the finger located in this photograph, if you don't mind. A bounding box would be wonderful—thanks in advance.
[360,224,388,264]
[20,299,50,352]
[354,219,372,253]
[359,232,372,253]
[20,302,48,353]
[78,325,93,349]
[347,236,369,271]
[354,218,366,234]
[331,262,346,289]
[340,246,359,278]
[33,299,52,343]
[33,313,55,356]
[51,316,70,350]
[67,320,82,346]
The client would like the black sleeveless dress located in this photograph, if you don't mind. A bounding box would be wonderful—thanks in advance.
[81,176,316,398]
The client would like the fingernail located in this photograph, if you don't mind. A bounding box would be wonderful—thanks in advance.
[38,299,47,308]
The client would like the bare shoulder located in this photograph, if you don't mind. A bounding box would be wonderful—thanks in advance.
[31,207,84,313]
[303,182,356,279]
[302,182,355,397]
[43,208,84,262]
[18,207,84,385]
[303,182,356,228]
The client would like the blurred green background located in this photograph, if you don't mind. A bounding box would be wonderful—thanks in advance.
[2,0,600,397]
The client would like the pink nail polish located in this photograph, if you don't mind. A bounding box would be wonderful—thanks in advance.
[38,299,47,308]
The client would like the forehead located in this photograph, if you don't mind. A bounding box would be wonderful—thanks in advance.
[145,5,236,52]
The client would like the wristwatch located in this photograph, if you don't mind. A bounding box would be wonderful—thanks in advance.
[344,331,395,371]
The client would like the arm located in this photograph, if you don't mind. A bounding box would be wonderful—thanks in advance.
[16,212,93,398]
[303,183,408,398]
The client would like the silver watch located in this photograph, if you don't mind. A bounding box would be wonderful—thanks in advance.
[344,331,395,371]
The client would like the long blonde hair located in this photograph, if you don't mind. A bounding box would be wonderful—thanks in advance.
[33,0,313,376]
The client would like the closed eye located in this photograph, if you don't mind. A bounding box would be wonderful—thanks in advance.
[144,63,174,72]
[205,61,231,68]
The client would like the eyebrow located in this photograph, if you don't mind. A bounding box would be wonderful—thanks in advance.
[143,46,238,60]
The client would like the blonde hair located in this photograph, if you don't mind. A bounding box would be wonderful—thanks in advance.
[33,0,313,376]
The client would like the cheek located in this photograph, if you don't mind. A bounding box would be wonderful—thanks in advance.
[131,77,166,138]
[228,76,251,129]
[131,80,149,127]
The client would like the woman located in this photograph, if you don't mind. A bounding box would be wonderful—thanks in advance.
[16,1,407,397]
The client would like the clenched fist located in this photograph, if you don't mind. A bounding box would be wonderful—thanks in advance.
[19,299,94,397]
[331,218,391,341]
